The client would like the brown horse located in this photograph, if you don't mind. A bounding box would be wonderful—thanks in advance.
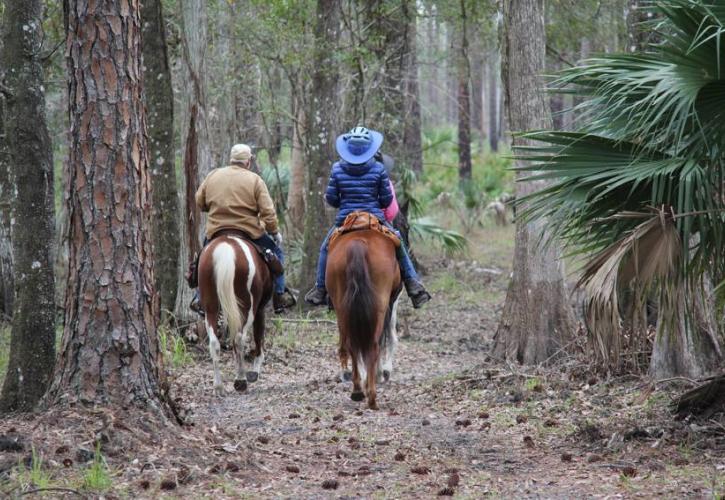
[198,232,273,395]
[327,229,402,410]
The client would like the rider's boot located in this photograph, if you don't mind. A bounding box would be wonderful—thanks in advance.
[273,287,297,313]
[304,286,328,306]
[404,279,431,309]
[189,289,205,317]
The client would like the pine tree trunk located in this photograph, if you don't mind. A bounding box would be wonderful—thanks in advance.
[0,0,56,412]
[301,0,340,291]
[471,48,484,148]
[142,0,178,316]
[0,88,13,318]
[402,0,423,174]
[287,93,306,233]
[493,0,574,364]
[46,0,165,409]
[487,52,499,152]
[456,0,472,182]
[174,0,213,325]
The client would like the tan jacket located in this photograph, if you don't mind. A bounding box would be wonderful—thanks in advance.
[196,165,278,240]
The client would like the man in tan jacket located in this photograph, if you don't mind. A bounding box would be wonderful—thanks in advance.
[190,144,296,314]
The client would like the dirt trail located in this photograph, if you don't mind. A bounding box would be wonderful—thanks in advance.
[1,228,721,498]
[170,254,722,498]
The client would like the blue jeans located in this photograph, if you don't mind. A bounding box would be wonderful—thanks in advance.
[200,234,286,294]
[314,222,419,289]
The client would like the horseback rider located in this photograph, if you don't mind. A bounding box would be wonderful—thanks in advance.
[189,143,296,314]
[304,127,431,309]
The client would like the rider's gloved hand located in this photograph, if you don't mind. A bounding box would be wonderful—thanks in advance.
[271,232,283,246]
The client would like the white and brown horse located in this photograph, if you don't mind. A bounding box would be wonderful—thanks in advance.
[198,231,273,395]
[327,229,402,410]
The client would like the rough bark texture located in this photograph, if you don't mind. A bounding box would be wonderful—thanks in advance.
[287,95,306,233]
[650,282,722,378]
[174,0,213,324]
[141,0,178,315]
[365,0,408,161]
[301,0,340,291]
[456,0,472,181]
[0,0,56,412]
[401,1,423,174]
[0,78,13,318]
[493,0,574,364]
[46,0,164,409]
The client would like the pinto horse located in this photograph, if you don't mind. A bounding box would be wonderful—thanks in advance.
[327,229,402,410]
[198,232,273,395]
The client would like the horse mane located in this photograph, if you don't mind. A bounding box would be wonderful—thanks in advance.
[343,240,377,364]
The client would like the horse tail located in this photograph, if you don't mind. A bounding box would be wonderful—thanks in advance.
[344,240,377,365]
[213,242,242,342]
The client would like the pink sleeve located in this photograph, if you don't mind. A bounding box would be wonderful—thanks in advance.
[383,180,399,222]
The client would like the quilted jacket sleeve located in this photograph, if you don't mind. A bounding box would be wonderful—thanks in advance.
[377,164,394,209]
[324,164,341,208]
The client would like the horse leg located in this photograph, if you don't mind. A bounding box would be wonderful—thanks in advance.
[246,307,265,383]
[338,344,351,382]
[350,350,365,402]
[365,343,380,410]
[205,310,225,396]
[233,306,254,392]
[378,297,400,383]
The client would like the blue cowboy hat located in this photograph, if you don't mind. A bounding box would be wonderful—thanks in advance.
[335,126,384,165]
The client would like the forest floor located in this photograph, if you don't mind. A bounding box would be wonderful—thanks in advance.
[1,224,724,498]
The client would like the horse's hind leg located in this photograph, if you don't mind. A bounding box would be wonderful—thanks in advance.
[339,345,351,382]
[205,310,225,396]
[246,308,265,383]
[350,351,365,402]
[233,307,254,392]
[365,344,380,410]
[378,298,400,383]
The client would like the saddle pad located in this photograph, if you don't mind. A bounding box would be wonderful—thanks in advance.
[210,229,283,275]
[328,211,401,251]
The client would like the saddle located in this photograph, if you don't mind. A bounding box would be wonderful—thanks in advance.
[185,229,283,288]
[328,211,401,251]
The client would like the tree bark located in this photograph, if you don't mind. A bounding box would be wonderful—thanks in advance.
[493,0,574,364]
[0,79,13,318]
[287,93,306,233]
[174,0,213,325]
[650,281,722,378]
[142,0,178,316]
[401,0,423,174]
[301,0,340,291]
[46,0,165,409]
[487,51,499,152]
[457,0,472,181]
[0,0,56,412]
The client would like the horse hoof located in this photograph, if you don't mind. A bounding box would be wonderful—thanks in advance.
[246,371,259,383]
[234,379,248,392]
[213,385,226,397]
[351,391,365,402]
[342,371,352,382]
[383,370,391,382]
[368,402,379,411]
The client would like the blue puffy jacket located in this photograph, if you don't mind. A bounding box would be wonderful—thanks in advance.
[325,158,394,225]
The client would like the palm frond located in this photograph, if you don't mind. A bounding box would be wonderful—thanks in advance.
[409,216,467,254]
[579,211,681,365]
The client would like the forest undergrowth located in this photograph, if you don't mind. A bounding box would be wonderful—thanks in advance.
[0,224,723,498]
